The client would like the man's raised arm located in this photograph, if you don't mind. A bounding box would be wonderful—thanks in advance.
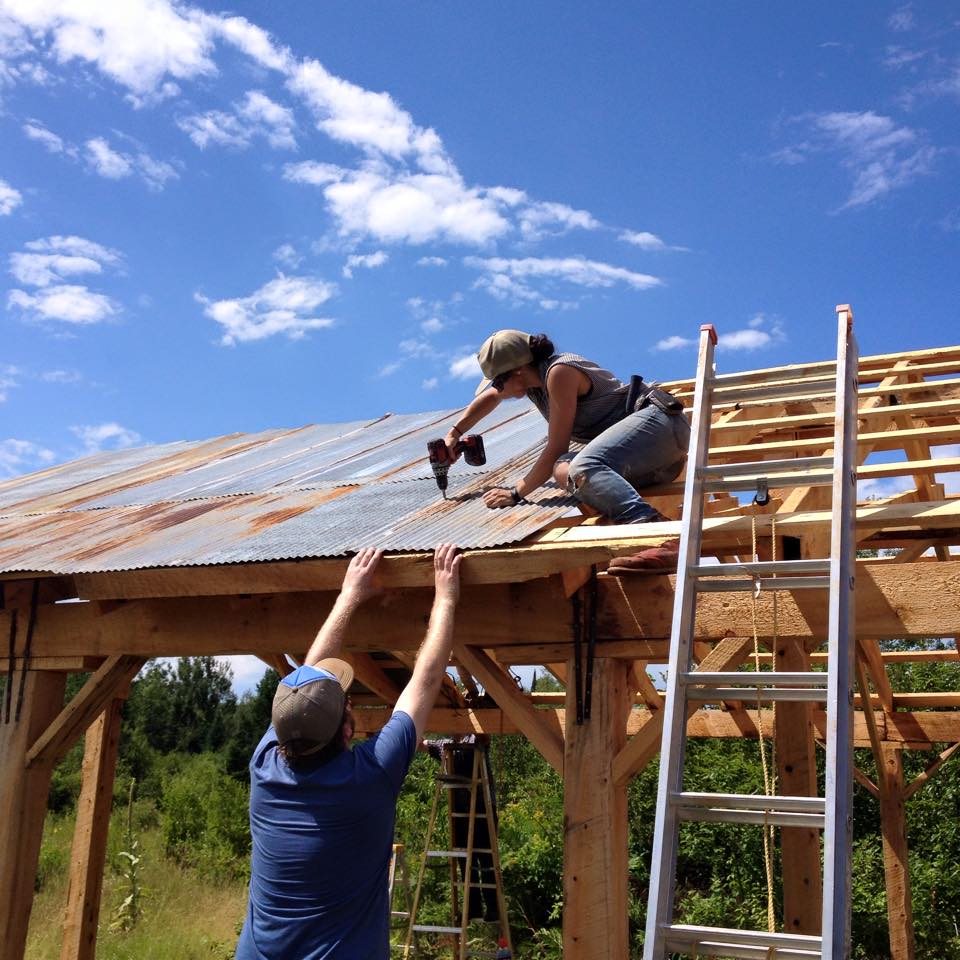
[394,543,462,741]
[305,547,383,665]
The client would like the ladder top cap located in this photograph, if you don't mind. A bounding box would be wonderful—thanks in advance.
[700,323,718,344]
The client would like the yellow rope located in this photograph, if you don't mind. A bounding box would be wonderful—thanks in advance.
[750,512,778,934]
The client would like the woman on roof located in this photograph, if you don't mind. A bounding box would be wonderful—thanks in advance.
[446,330,689,552]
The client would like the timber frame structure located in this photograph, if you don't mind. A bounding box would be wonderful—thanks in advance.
[2,319,960,960]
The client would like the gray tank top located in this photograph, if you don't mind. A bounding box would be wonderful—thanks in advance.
[526,353,629,443]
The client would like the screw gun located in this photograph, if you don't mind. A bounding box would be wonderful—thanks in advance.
[426,434,486,498]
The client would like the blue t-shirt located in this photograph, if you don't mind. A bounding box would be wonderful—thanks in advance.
[235,710,417,960]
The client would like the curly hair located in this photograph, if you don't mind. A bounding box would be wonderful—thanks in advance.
[528,333,556,364]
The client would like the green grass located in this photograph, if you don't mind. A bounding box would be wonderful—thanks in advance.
[27,809,247,960]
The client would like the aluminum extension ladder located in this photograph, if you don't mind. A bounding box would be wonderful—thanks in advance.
[403,742,511,959]
[643,306,859,960]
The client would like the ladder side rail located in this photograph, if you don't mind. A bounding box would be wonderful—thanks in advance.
[822,306,859,960]
[458,750,483,960]
[644,323,718,958]
[479,749,513,952]
[405,777,445,957]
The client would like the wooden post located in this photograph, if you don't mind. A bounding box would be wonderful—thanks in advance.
[61,696,126,960]
[879,743,916,960]
[562,657,631,959]
[776,637,822,935]
[0,669,68,960]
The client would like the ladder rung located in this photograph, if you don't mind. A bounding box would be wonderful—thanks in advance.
[426,849,493,858]
[685,685,828,702]
[412,924,465,934]
[680,671,827,687]
[704,470,833,493]
[711,376,837,404]
[678,807,825,828]
[391,910,410,917]
[702,456,834,478]
[696,575,830,592]
[662,923,822,959]
[691,560,830,578]
[674,792,826,813]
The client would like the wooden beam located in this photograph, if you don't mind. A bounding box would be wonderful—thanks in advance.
[60,697,124,960]
[878,743,916,960]
[454,645,565,773]
[902,742,960,801]
[562,658,631,960]
[0,657,105,674]
[612,637,753,789]
[0,670,67,960]
[346,652,404,703]
[256,654,290,678]
[25,656,145,769]
[857,639,895,712]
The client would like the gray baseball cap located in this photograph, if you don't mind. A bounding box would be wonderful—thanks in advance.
[475,329,533,394]
[272,659,354,758]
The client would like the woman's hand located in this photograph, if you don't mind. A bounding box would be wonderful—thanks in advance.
[444,429,462,462]
[483,486,516,509]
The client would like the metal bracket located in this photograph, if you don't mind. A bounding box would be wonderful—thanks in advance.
[753,478,770,507]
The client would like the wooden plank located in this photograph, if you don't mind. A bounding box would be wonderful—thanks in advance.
[256,654,291,678]
[61,698,124,960]
[902,742,960,801]
[0,657,105,674]
[25,656,145,769]
[0,670,67,960]
[454,645,565,773]
[878,743,916,960]
[562,658,631,960]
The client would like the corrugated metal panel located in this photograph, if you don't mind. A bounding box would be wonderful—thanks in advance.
[0,404,577,574]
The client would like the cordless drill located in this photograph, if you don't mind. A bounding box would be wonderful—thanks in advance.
[427,434,486,498]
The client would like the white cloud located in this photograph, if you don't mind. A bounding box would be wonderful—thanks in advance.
[0,0,217,98]
[654,315,785,353]
[273,243,302,268]
[0,439,56,478]
[619,230,690,253]
[465,255,661,293]
[653,334,695,351]
[774,111,939,209]
[10,252,104,287]
[517,200,599,241]
[417,256,447,267]
[285,161,510,246]
[197,274,337,345]
[7,235,121,326]
[70,422,141,453]
[0,177,22,215]
[41,368,82,383]
[178,89,296,150]
[342,250,387,278]
[420,317,443,334]
[421,377,438,390]
[449,354,481,381]
[83,136,177,189]
[209,16,292,73]
[0,365,19,402]
[888,5,916,32]
[8,285,118,325]
[23,119,69,153]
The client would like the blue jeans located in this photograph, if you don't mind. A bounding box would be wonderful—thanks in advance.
[558,407,690,523]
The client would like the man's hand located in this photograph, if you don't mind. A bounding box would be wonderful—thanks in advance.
[341,547,384,606]
[434,542,462,605]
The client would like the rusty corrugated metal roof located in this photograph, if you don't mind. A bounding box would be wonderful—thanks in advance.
[0,405,578,574]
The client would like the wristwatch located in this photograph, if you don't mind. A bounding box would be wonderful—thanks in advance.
[509,486,523,505]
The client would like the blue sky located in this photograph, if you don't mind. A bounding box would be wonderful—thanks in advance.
[2,2,958,690]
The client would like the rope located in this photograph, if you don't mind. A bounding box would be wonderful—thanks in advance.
[750,514,778,934]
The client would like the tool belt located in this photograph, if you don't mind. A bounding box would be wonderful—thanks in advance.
[625,375,684,415]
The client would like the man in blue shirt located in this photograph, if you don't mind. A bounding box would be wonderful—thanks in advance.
[236,544,462,960]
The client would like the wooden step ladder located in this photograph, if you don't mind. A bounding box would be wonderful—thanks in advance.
[643,305,859,959]
[403,741,512,960]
